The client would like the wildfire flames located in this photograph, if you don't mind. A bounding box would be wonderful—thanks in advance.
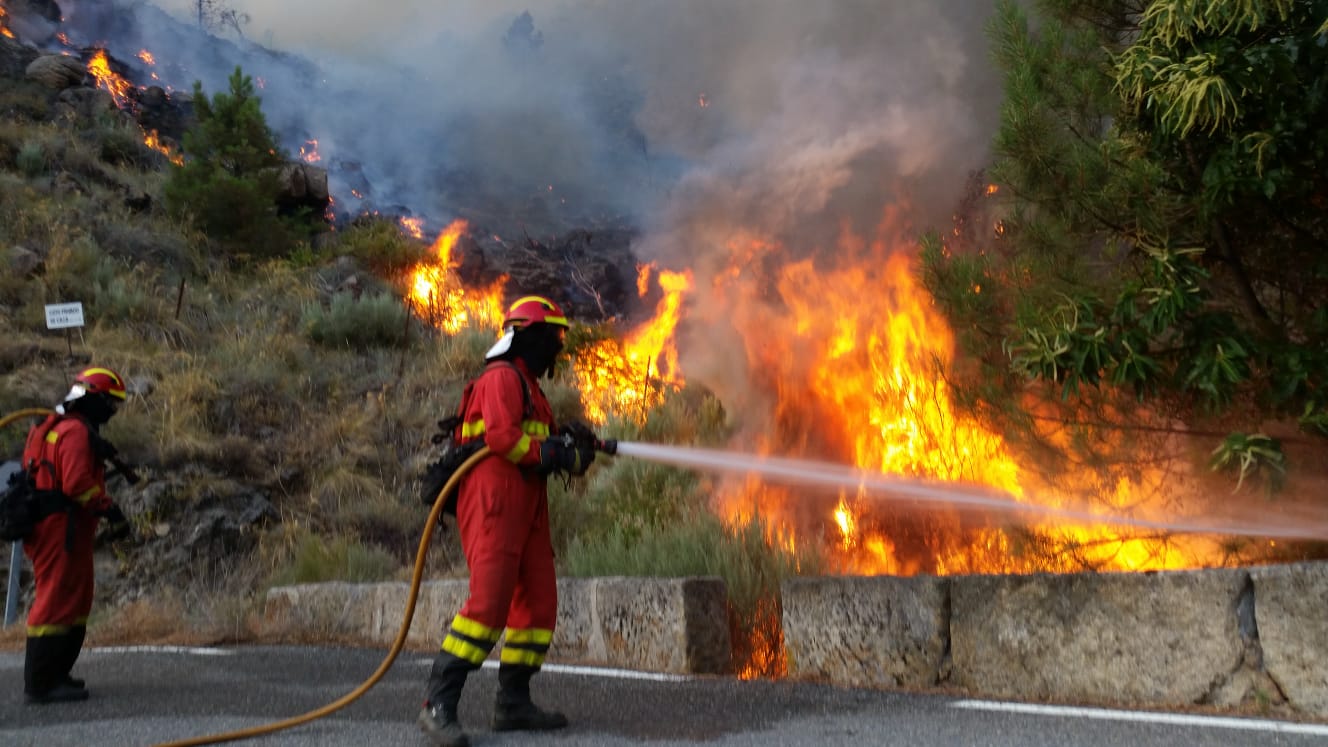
[406,220,507,334]
[19,0,1263,583]
[84,48,185,165]
[574,265,692,425]
[708,213,1231,577]
[0,3,13,39]
[400,211,1237,579]
[88,50,132,108]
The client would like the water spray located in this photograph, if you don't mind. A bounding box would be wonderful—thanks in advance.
[600,440,1328,543]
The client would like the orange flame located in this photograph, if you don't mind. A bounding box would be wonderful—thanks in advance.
[300,139,321,164]
[406,220,507,334]
[0,3,13,38]
[575,266,692,425]
[138,50,156,65]
[399,216,424,240]
[143,130,184,166]
[87,50,132,108]
[703,212,1225,577]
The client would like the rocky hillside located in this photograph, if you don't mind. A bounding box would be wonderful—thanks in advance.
[0,8,654,638]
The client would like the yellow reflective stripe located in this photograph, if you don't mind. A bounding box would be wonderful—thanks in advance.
[505,434,532,463]
[442,635,489,665]
[464,421,545,441]
[499,646,546,667]
[28,624,73,636]
[505,628,553,645]
[45,430,60,444]
[81,368,126,398]
[451,615,502,642]
[72,486,101,506]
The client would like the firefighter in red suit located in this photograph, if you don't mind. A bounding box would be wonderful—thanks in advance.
[21,367,131,704]
[418,296,596,747]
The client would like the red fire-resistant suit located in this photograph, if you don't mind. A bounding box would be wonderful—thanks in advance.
[450,358,558,654]
[21,414,112,633]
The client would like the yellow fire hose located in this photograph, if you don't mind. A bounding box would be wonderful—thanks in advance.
[153,446,491,747]
[3,406,491,746]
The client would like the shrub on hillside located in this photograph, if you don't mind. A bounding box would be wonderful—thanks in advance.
[335,217,426,275]
[303,291,415,349]
[16,141,45,177]
[97,121,161,170]
[0,77,55,123]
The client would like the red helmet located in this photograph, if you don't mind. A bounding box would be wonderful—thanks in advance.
[503,296,569,330]
[74,367,127,401]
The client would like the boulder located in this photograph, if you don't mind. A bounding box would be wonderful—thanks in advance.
[25,53,85,90]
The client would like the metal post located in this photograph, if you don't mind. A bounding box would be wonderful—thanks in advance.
[2,461,21,627]
[5,541,20,627]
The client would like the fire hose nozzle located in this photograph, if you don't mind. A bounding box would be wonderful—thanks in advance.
[595,439,618,456]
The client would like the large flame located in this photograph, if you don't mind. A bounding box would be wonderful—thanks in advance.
[575,265,692,425]
[0,2,13,39]
[88,50,132,109]
[708,211,1225,577]
[406,220,507,334]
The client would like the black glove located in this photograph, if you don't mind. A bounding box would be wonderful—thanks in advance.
[98,504,132,543]
[558,420,598,447]
[100,504,128,526]
[537,436,595,477]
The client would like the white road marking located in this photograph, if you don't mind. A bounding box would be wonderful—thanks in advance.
[413,657,691,682]
[87,645,234,656]
[951,699,1328,736]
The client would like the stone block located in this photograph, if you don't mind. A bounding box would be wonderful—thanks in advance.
[781,575,949,688]
[1252,562,1328,717]
[951,568,1248,705]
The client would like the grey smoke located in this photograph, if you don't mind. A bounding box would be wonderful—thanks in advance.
[69,0,1002,419]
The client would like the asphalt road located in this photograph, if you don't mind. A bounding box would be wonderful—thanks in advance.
[1,645,1326,747]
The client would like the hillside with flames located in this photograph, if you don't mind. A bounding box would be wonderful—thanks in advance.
[1,0,1325,672]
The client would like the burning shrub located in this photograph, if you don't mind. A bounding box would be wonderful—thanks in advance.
[336,216,426,276]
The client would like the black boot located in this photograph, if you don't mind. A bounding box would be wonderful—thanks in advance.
[57,625,87,690]
[492,664,567,731]
[418,652,473,747]
[24,635,89,705]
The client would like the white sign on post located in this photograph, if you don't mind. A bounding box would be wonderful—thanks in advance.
[45,302,85,330]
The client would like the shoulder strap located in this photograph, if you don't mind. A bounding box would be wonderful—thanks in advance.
[484,360,534,419]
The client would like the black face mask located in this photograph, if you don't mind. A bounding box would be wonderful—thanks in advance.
[512,323,566,379]
[69,393,118,427]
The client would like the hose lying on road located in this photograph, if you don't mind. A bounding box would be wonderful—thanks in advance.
[151,445,492,747]
[4,405,490,747]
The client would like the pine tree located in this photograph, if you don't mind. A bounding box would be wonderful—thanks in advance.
[164,66,300,260]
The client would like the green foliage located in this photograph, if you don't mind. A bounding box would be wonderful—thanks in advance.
[97,121,161,170]
[163,67,304,260]
[0,77,56,123]
[1210,432,1286,492]
[16,141,45,177]
[922,0,1328,485]
[335,217,426,275]
[303,291,414,349]
[268,532,398,585]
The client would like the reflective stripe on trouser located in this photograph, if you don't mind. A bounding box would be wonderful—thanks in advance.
[426,614,501,712]
[500,627,552,668]
[440,614,501,666]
